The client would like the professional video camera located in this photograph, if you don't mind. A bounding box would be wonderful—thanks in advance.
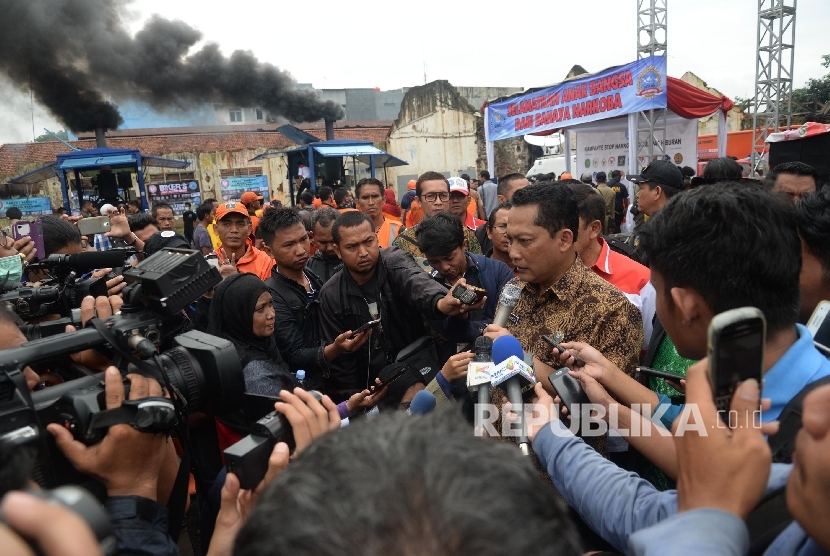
[0,248,245,489]
[0,250,135,321]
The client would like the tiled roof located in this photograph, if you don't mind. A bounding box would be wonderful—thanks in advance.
[0,126,392,178]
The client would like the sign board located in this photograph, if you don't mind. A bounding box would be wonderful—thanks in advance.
[147,181,201,214]
[220,175,269,203]
[0,197,52,217]
[486,56,668,141]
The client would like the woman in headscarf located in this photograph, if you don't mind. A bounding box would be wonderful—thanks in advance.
[207,273,296,396]
[382,188,402,222]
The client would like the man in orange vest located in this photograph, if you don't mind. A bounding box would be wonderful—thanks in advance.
[356,178,400,248]
[213,201,274,280]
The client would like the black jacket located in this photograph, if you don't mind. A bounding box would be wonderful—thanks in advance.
[305,250,343,284]
[265,265,327,390]
[318,246,449,402]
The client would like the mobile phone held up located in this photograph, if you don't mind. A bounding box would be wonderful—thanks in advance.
[807,300,830,349]
[350,318,381,338]
[707,307,766,419]
[541,335,586,367]
[10,219,45,262]
[368,365,408,394]
[77,216,112,236]
[548,368,590,416]
[451,284,485,305]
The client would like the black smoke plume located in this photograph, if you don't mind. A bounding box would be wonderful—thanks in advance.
[0,0,343,133]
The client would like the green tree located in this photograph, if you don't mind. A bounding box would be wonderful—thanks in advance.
[792,54,830,124]
[34,129,68,142]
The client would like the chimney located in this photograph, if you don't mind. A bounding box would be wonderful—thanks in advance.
[325,119,335,141]
[94,127,107,148]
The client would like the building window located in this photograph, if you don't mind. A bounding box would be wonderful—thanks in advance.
[229,108,242,122]
[255,108,263,121]
[220,167,264,178]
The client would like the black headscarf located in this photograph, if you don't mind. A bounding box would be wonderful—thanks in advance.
[207,273,281,367]
[376,363,427,412]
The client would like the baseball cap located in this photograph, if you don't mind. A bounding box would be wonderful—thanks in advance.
[143,230,191,257]
[629,160,684,190]
[580,173,593,184]
[447,177,469,196]
[240,191,264,205]
[407,179,417,191]
[215,201,249,221]
[560,172,573,180]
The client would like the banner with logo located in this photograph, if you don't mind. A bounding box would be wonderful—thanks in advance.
[486,56,667,141]
[575,116,697,178]
[0,197,52,217]
[147,181,202,214]
[220,175,270,203]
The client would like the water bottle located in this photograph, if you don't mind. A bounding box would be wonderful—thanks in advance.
[296,370,306,389]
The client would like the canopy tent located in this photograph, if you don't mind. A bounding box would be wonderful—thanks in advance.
[252,139,407,206]
[483,56,734,177]
[8,148,190,211]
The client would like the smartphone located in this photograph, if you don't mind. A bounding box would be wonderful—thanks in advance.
[807,300,830,348]
[708,307,766,416]
[11,219,45,262]
[77,215,111,236]
[204,254,220,269]
[452,284,478,305]
[637,366,685,383]
[368,365,408,394]
[541,335,586,367]
[548,368,591,414]
[350,318,381,338]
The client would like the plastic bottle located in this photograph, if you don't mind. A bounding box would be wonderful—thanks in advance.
[296,370,306,389]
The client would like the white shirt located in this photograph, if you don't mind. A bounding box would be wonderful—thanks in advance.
[298,166,310,180]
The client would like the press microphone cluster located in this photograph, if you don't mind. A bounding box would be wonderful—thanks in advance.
[407,390,437,415]
[491,335,537,456]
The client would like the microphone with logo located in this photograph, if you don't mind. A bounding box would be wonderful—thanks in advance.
[490,335,537,456]
[492,283,521,328]
[407,390,436,415]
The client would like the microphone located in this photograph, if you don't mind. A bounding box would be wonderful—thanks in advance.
[43,251,130,271]
[491,335,537,456]
[469,336,494,408]
[492,283,521,328]
[407,390,436,415]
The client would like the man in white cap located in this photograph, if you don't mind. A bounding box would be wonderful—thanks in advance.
[447,177,486,232]
[93,203,117,251]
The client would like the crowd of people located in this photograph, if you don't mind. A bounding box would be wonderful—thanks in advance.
[0,158,829,556]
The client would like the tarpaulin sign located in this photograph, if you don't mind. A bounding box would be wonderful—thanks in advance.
[486,56,668,141]
[0,197,52,217]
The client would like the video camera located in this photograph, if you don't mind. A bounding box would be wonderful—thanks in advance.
[0,250,136,321]
[0,248,246,489]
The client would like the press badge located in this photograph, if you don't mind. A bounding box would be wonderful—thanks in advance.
[0,254,24,282]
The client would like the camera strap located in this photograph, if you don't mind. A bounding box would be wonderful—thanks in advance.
[89,397,177,433]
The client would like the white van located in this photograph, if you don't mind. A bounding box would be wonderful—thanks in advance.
[526,154,578,180]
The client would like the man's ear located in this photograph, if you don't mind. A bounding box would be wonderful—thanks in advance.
[670,286,703,326]
[589,219,603,240]
[497,194,506,204]
[333,244,341,259]
[261,244,273,258]
[461,238,469,251]
[559,228,574,251]
[308,230,315,242]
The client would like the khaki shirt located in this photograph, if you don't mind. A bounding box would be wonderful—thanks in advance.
[597,183,617,234]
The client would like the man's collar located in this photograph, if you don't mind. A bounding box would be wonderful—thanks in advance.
[591,236,613,275]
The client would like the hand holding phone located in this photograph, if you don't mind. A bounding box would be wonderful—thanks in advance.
[541,335,586,367]
[349,318,380,339]
[11,219,45,262]
[708,307,765,418]
[368,365,408,394]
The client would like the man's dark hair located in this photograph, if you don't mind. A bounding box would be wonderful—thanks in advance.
[6,207,22,220]
[204,198,218,205]
[610,170,622,180]
[185,202,191,208]
[234,409,581,556]
[318,186,334,202]
[196,201,214,221]
[128,200,141,210]
[487,201,512,230]
[332,211,374,244]
[53,207,68,215]
[767,161,819,188]
[460,173,471,181]
[497,173,526,198]
[703,157,743,181]
[299,191,314,206]
[638,182,800,336]
[680,166,696,178]
[416,212,465,257]
[415,171,449,198]
[355,178,383,199]
[511,183,580,242]
[151,202,173,218]
[796,188,830,283]
[595,171,607,183]
[333,188,350,206]
[128,212,159,232]
[565,182,605,226]
[479,170,491,180]
[81,199,93,208]
[258,208,304,246]
[312,207,340,230]
[41,216,81,257]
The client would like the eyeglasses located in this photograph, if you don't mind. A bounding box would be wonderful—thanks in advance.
[420,192,450,203]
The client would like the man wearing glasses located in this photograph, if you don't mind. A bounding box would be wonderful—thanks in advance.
[393,172,482,270]
[212,202,273,279]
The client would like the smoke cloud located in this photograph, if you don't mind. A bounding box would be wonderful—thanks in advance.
[0,0,344,133]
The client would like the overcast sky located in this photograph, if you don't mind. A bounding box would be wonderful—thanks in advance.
[1,0,827,145]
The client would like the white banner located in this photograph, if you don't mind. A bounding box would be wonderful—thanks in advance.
[576,116,698,180]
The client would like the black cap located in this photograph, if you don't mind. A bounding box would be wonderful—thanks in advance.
[629,160,684,190]
[143,231,191,257]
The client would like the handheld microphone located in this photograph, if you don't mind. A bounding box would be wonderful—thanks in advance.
[492,335,536,456]
[40,251,131,271]
[407,390,436,415]
[492,283,521,328]
[469,336,494,408]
